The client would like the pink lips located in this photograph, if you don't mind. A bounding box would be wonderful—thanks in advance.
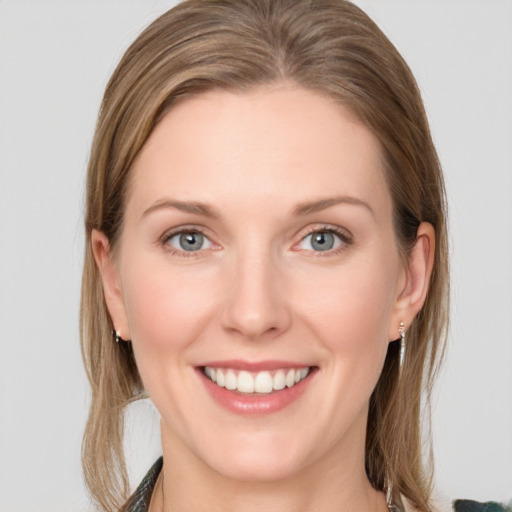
[197,360,316,416]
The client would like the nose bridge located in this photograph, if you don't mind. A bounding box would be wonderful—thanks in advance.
[221,240,290,339]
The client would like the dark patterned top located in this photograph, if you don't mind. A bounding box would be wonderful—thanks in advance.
[453,501,512,512]
[122,457,163,512]
[121,458,512,512]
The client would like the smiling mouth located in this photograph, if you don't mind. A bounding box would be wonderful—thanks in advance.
[201,366,313,395]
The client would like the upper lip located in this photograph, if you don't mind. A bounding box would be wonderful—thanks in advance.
[197,360,314,372]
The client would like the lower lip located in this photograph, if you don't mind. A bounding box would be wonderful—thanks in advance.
[197,368,316,416]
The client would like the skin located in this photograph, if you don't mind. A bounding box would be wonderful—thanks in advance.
[93,84,435,512]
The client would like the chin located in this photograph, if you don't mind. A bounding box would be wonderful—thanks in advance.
[191,427,317,483]
[208,449,305,483]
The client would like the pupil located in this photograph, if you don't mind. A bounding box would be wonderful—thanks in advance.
[312,232,334,251]
[180,232,203,251]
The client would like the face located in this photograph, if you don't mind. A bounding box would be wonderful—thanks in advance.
[96,85,419,482]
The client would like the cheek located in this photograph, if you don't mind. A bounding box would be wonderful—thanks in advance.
[293,254,399,382]
[120,257,221,365]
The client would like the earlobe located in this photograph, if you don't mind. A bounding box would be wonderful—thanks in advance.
[91,229,130,340]
[389,222,435,340]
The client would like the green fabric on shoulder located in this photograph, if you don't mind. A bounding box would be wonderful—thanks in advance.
[453,500,512,512]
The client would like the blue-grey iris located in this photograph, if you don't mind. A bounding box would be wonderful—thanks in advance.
[311,232,335,251]
[180,232,204,251]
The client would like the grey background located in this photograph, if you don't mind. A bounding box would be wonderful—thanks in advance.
[0,1,511,511]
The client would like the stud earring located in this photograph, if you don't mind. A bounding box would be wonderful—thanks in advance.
[113,330,123,343]
[398,321,406,367]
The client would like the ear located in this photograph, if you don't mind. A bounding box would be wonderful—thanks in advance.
[91,229,131,340]
[388,222,435,340]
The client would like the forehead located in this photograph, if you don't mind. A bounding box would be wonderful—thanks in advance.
[127,85,392,220]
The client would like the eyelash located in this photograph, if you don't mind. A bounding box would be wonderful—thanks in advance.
[160,226,212,259]
[297,225,353,256]
[159,224,353,258]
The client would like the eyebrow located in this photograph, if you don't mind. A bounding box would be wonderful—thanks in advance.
[141,195,375,220]
[293,196,375,218]
[141,199,219,219]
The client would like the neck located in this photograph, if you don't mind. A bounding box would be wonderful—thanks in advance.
[153,424,388,512]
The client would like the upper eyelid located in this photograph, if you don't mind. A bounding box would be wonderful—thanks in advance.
[298,224,353,242]
[161,225,210,241]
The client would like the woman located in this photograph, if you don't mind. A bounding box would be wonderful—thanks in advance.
[81,0,449,511]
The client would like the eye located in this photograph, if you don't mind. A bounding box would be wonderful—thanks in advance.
[166,230,213,252]
[298,229,347,252]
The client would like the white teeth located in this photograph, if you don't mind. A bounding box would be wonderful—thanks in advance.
[273,370,286,390]
[254,371,273,393]
[237,371,254,393]
[285,369,295,388]
[225,370,237,390]
[216,370,225,387]
[204,366,310,394]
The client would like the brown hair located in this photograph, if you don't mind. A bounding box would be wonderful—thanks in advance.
[81,1,449,510]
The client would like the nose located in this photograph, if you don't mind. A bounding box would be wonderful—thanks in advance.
[220,248,291,341]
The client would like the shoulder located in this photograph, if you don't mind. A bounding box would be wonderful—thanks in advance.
[121,457,163,512]
[403,497,512,512]
[452,500,512,512]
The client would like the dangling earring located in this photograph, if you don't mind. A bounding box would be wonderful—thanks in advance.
[398,321,406,367]
[385,477,401,512]
[113,330,123,343]
[386,479,393,506]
